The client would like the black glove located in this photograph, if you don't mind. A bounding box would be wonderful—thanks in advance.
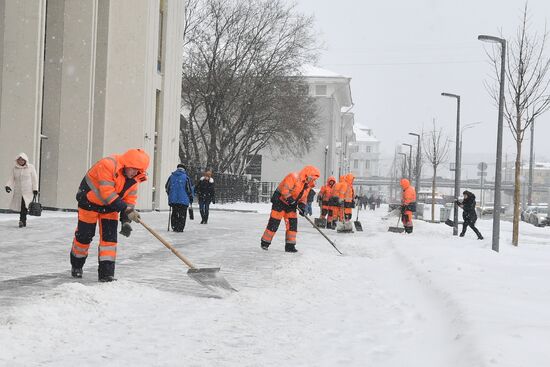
[119,222,132,237]
[5,186,11,193]
[400,205,406,214]
[297,202,306,216]
[33,190,38,196]
[286,197,297,207]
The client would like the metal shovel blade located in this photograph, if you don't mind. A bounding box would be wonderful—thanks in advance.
[388,227,405,233]
[337,221,354,233]
[187,267,237,292]
[354,221,363,232]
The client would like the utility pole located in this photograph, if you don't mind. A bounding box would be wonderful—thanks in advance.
[528,119,535,205]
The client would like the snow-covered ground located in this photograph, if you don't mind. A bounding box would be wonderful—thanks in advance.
[1,204,550,366]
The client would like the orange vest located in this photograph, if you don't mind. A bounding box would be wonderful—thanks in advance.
[277,172,309,205]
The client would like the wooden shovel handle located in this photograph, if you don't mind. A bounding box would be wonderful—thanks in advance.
[137,218,197,269]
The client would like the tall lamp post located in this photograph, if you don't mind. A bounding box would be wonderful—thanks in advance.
[402,143,413,180]
[398,152,407,179]
[441,92,461,236]
[479,34,506,253]
[409,132,421,197]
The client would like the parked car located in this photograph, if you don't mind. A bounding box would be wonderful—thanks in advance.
[479,203,505,216]
[521,206,537,222]
[527,206,548,227]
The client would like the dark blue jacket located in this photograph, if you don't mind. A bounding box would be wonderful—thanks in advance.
[166,169,194,206]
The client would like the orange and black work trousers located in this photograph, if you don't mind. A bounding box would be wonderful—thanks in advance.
[261,200,298,247]
[320,201,333,222]
[70,208,119,278]
[402,210,413,233]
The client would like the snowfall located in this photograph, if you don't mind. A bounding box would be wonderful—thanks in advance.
[1,203,550,367]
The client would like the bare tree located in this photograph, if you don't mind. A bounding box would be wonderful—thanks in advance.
[181,0,319,174]
[423,121,451,222]
[484,4,550,245]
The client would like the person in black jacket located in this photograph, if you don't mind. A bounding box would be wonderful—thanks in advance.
[456,190,483,240]
[195,169,216,224]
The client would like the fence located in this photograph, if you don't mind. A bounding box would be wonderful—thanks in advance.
[185,165,278,204]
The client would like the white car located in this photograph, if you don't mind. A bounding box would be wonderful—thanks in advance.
[528,206,549,227]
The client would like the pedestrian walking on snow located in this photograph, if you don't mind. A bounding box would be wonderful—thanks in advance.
[456,190,483,240]
[165,164,194,232]
[306,186,316,216]
[4,153,38,228]
[70,149,150,282]
[195,169,216,224]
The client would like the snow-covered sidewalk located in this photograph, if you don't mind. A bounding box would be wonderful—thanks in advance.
[1,204,550,366]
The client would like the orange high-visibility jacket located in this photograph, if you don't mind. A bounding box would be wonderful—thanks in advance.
[332,176,348,201]
[319,176,336,202]
[276,166,320,205]
[343,173,355,202]
[83,149,149,211]
[400,178,416,205]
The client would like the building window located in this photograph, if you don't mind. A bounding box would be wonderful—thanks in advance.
[315,85,327,96]
[354,160,359,169]
[350,146,358,153]
[157,0,165,72]
[365,161,370,169]
[366,146,371,153]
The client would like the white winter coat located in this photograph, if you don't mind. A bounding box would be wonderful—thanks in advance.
[5,153,38,211]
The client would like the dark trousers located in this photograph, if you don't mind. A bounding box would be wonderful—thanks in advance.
[199,200,210,223]
[20,198,27,223]
[461,218,483,239]
[171,204,188,232]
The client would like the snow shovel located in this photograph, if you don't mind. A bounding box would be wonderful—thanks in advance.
[137,218,237,292]
[301,212,343,255]
[167,206,171,231]
[388,215,405,233]
[353,207,363,232]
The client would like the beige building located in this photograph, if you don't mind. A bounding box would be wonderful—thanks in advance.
[0,0,184,211]
[258,65,354,183]
[349,126,381,178]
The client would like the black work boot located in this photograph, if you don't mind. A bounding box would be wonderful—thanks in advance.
[98,261,116,282]
[261,240,270,250]
[71,268,83,278]
[18,220,25,228]
[285,243,298,253]
[459,232,465,237]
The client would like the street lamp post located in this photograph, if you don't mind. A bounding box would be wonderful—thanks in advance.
[402,143,413,181]
[409,132,421,197]
[398,152,407,179]
[442,92,461,236]
[479,34,506,253]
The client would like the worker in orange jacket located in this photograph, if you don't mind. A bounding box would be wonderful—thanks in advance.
[261,166,320,253]
[70,149,150,282]
[400,178,417,233]
[343,173,356,221]
[318,176,336,225]
[330,176,347,227]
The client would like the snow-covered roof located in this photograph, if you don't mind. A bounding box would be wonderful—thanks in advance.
[298,64,349,79]
[353,126,379,142]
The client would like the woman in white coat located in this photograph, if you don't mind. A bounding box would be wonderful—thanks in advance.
[5,153,38,227]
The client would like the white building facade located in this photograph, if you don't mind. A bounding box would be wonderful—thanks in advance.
[349,127,381,178]
[259,65,354,184]
[0,0,184,211]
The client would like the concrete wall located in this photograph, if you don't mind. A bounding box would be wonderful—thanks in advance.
[0,0,184,211]
[0,0,46,209]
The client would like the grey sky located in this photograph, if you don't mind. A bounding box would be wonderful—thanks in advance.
[292,0,550,178]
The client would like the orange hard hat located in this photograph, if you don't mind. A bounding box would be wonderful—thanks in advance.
[121,149,150,171]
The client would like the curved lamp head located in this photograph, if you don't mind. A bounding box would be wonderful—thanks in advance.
[478,35,506,45]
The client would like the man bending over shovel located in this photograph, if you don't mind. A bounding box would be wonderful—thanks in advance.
[261,166,320,253]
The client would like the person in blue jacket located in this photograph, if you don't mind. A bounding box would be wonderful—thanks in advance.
[165,164,194,232]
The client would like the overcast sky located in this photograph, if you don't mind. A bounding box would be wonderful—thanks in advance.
[292,0,550,178]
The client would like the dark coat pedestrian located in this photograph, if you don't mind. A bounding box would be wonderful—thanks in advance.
[195,169,216,224]
[165,164,194,232]
[456,190,483,239]
[306,187,316,216]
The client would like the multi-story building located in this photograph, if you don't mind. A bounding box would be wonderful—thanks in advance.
[349,126,381,179]
[258,65,354,183]
[0,0,184,211]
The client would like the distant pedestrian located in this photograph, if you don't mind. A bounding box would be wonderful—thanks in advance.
[196,169,216,224]
[456,190,483,240]
[376,196,381,208]
[306,186,316,216]
[166,164,194,232]
[4,153,38,228]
